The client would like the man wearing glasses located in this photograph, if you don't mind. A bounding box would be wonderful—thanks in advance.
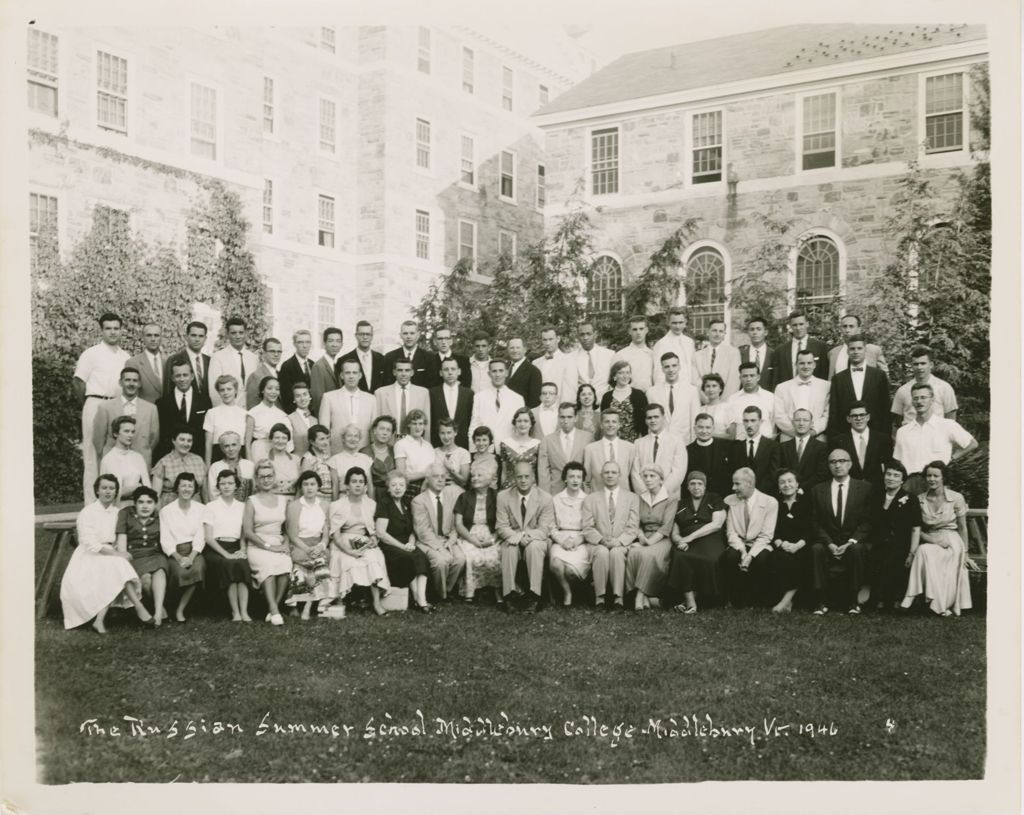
[338,320,386,393]
[829,402,892,494]
[432,326,472,389]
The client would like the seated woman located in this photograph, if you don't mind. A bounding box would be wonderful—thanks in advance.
[435,418,471,489]
[243,460,292,626]
[375,470,432,612]
[299,424,340,502]
[625,464,679,611]
[266,422,299,496]
[246,377,290,462]
[328,468,391,616]
[207,431,255,501]
[158,472,207,623]
[700,375,733,440]
[666,471,728,613]
[115,485,169,625]
[284,470,333,620]
[361,415,397,502]
[454,458,502,603]
[470,426,500,488]
[327,424,374,495]
[770,468,814,614]
[548,461,591,606]
[575,384,602,440]
[394,410,435,494]
[151,426,206,509]
[202,469,253,622]
[204,374,250,465]
[99,416,151,506]
[901,460,972,617]
[498,408,540,489]
[870,459,922,611]
[600,362,647,442]
[61,474,153,633]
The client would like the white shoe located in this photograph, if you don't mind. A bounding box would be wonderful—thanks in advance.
[269,613,284,626]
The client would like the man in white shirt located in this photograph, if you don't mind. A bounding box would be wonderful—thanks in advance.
[73,312,130,501]
[208,316,259,407]
[738,316,775,391]
[538,403,590,494]
[432,326,471,390]
[469,334,492,394]
[691,319,741,399]
[92,367,160,468]
[646,351,702,445]
[245,337,284,409]
[652,307,696,385]
[582,410,636,493]
[726,362,776,439]
[469,358,525,445]
[126,323,166,404]
[630,404,687,496]
[496,462,555,612]
[375,359,430,439]
[320,358,379,452]
[574,320,615,400]
[893,384,978,494]
[721,467,778,608]
[828,313,888,378]
[773,350,830,441]
[531,382,560,440]
[890,346,959,426]
[533,326,577,403]
[581,460,640,609]
[613,315,655,392]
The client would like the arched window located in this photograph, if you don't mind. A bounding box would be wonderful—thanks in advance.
[589,255,623,314]
[684,247,727,336]
[795,236,840,315]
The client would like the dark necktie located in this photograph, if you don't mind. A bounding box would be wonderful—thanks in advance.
[653,436,659,461]
[796,436,805,462]
[710,348,717,370]
[178,392,188,422]
[668,385,675,415]
[495,389,501,411]
[748,439,754,461]
[194,355,203,391]
[520,496,527,524]
[754,348,761,373]
[836,483,844,526]
[238,351,246,383]
[436,495,444,536]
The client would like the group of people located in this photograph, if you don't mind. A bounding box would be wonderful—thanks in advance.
[60,306,981,631]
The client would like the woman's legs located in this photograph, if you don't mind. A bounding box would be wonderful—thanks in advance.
[123,580,153,622]
[237,582,251,621]
[227,583,241,620]
[175,585,196,622]
[551,560,572,606]
[772,589,797,613]
[411,575,429,609]
[91,603,111,633]
[301,601,313,620]
[370,584,385,615]
[152,570,168,624]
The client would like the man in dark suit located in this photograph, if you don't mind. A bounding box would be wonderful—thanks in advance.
[163,320,210,399]
[778,408,829,492]
[337,320,386,393]
[505,336,542,409]
[156,359,210,459]
[432,326,472,390]
[429,357,473,448]
[737,316,775,391]
[808,448,873,615]
[383,320,439,389]
[770,310,828,384]
[278,329,314,413]
[731,406,781,495]
[827,336,890,438]
[829,401,893,493]
[687,413,733,499]
[126,323,167,404]
[309,327,343,417]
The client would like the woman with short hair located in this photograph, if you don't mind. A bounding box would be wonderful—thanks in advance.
[362,415,397,502]
[99,415,151,506]
[299,424,340,502]
[243,460,292,626]
[769,468,814,614]
[600,362,647,442]
[700,374,732,440]
[203,374,251,465]
[454,458,502,603]
[666,470,728,613]
[158,471,207,623]
[870,459,922,611]
[394,410,434,494]
[328,424,374,494]
[115,485,169,625]
[625,463,679,611]
[328,468,391,616]
[374,469,432,612]
[497,408,540,489]
[202,469,253,622]
[151,426,206,509]
[266,422,299,495]
[574,384,602,440]
[246,377,290,462]
[285,469,333,619]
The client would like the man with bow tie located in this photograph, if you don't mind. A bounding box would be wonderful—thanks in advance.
[827,336,890,439]
[774,349,830,442]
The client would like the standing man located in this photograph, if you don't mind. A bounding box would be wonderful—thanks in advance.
[771,310,829,384]
[244,337,284,409]
[533,326,577,403]
[774,349,830,441]
[410,463,466,602]
[531,383,561,440]
[890,346,959,426]
[320,358,379,451]
[432,326,471,389]
[726,362,776,439]
[646,352,702,445]
[73,313,130,501]
[163,320,210,399]
[155,361,210,459]
[278,329,314,414]
[127,323,166,404]
[828,337,890,438]
[428,357,473,448]
[574,320,615,400]
[338,321,386,394]
[581,461,640,609]
[691,319,740,399]
[537,403,589,495]
[687,414,733,499]
[630,404,687,497]
[893,384,978,494]
[831,402,893,494]
[468,358,525,445]
[737,316,775,391]
[207,317,258,407]
[778,409,829,491]
[828,314,887,378]
[496,462,555,612]
[309,326,343,416]
[582,410,636,494]
[93,367,160,469]
[613,315,655,392]
[506,337,542,409]
[375,359,430,438]
[383,320,439,389]
[720,468,778,608]
[731,407,781,495]
[652,307,697,385]
[469,334,493,394]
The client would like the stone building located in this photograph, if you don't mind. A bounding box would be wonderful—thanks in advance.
[26,24,593,352]
[535,24,988,340]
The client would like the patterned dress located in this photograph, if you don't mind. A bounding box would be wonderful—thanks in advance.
[151,452,207,508]
[299,451,337,501]
[606,395,637,442]
[497,438,540,489]
[455,490,502,598]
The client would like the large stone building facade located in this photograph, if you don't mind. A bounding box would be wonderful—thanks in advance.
[535,24,987,341]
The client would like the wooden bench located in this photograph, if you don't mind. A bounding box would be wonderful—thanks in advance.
[35,520,76,620]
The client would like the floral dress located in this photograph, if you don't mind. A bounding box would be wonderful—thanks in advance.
[455,490,502,598]
[497,438,540,489]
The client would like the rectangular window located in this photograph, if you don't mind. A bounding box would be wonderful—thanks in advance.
[190,82,218,159]
[29,192,58,270]
[801,92,837,170]
[262,179,273,235]
[94,204,129,240]
[462,47,474,94]
[925,73,964,154]
[536,164,546,208]
[262,76,274,134]
[316,296,336,346]
[417,27,431,74]
[538,84,549,107]
[317,194,335,248]
[27,29,59,116]
[458,219,477,269]
[499,151,515,201]
[96,51,128,134]
[415,209,430,260]
[502,66,514,111]
[416,118,431,169]
[320,27,336,53]
[591,127,619,195]
[319,98,336,154]
[460,135,475,186]
[499,230,516,257]
[692,110,723,183]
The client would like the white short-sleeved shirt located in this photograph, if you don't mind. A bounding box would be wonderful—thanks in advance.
[74,343,129,398]
[202,496,245,539]
[435,446,471,474]
[394,436,437,476]
[208,459,255,499]
[891,376,958,424]
[203,404,249,444]
[99,447,151,498]
[158,500,207,554]
[893,415,975,475]
[726,388,776,438]
[248,403,292,447]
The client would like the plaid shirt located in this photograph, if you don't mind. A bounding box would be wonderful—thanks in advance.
[151,452,207,497]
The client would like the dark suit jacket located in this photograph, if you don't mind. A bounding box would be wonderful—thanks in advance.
[738,344,776,391]
[435,353,472,389]
[779,436,830,492]
[686,439,733,500]
[810,478,873,545]
[428,384,474,449]
[829,430,893,491]
[163,348,211,399]
[731,436,782,496]
[337,348,387,394]
[156,387,211,459]
[827,366,891,438]
[872,487,922,553]
[771,337,829,383]
[506,358,543,409]
[278,355,313,414]
[382,347,440,390]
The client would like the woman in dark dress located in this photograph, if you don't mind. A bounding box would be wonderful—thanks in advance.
[599,361,647,442]
[770,468,814,613]
[374,469,432,612]
[665,471,728,612]
[362,415,397,503]
[114,485,170,625]
[870,459,922,611]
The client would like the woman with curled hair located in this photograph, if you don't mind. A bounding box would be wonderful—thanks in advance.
[151,426,206,509]
[99,415,151,506]
[498,407,540,490]
[375,469,433,612]
[574,384,602,440]
[246,376,290,462]
[548,460,591,606]
[299,424,340,502]
[700,374,732,440]
[266,422,299,495]
[769,468,814,614]
[600,361,647,442]
[203,374,250,465]
[469,426,500,488]
[869,459,922,612]
[115,485,169,625]
[362,415,397,502]
[394,410,434,495]
[202,469,253,622]
[158,471,207,623]
[625,463,679,611]
[454,458,502,603]
[243,459,292,626]
[327,467,391,616]
[284,469,333,619]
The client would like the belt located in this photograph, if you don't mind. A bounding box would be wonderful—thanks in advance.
[85,395,114,400]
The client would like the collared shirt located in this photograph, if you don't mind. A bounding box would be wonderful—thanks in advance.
[74,342,129,398]
[175,387,193,417]
[192,352,206,382]
[159,500,206,554]
[830,478,851,517]
[355,349,372,379]
[613,344,655,391]
[535,405,559,437]
[640,486,669,508]
[893,414,975,474]
[575,344,615,398]
[202,496,245,539]
[470,357,491,393]
[402,345,418,362]
[559,430,576,458]
[742,433,763,457]
[790,336,808,371]
[443,383,460,420]
[120,395,138,416]
[652,331,696,384]
[792,376,815,411]
[891,375,958,424]
[296,355,312,378]
[605,487,619,509]
[748,344,768,374]
[848,363,867,399]
[834,344,850,374]
[851,428,871,459]
[76,500,121,552]
[147,351,163,383]
[552,489,585,531]
[508,358,525,379]
[727,387,775,438]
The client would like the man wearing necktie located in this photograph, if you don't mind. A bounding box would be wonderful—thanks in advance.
[827,337,891,438]
[581,461,640,609]
[496,462,555,612]
[207,317,259,407]
[829,402,893,493]
[410,464,466,601]
[691,319,740,400]
[720,467,778,608]
[162,320,210,400]
[278,329,314,413]
[320,359,379,452]
[778,409,829,491]
[468,358,525,446]
[738,316,775,391]
[93,366,160,468]
[630,404,687,496]
[646,352,702,444]
[537,402,589,494]
[773,349,830,441]
[827,314,888,379]
[731,407,780,495]
[770,311,829,384]
[127,322,168,404]
[375,360,430,439]
[155,360,210,458]
[583,410,636,493]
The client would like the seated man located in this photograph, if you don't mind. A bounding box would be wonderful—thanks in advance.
[581,461,639,609]
[548,462,591,606]
[410,463,466,602]
[496,462,555,612]
[720,467,778,608]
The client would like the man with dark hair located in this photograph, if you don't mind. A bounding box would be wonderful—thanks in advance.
[156,360,210,459]
[538,402,589,495]
[127,323,167,403]
[93,366,160,469]
[778,408,829,491]
[208,316,258,407]
[278,329,314,413]
[726,361,775,439]
[383,320,440,389]
[309,326,343,416]
[771,310,828,383]
[376,358,430,438]
[613,314,655,391]
[469,357,524,444]
[687,413,733,498]
[574,320,615,399]
[830,401,893,493]
[828,336,890,438]
[893,384,977,494]
[336,321,385,394]
[496,462,555,612]
[583,410,636,493]
[244,337,284,409]
[320,358,379,451]
[731,406,781,495]
[429,356,473,448]
[691,318,740,399]
[775,348,830,441]
[432,326,471,389]
[646,351,702,444]
[164,320,211,399]
[581,460,640,610]
[469,333,492,394]
[738,315,775,391]
[506,336,543,409]
[652,307,696,385]
[630,403,687,496]
[890,346,959,426]
[533,326,577,402]
[828,314,887,378]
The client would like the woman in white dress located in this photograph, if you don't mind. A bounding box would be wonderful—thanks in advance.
[453,458,502,602]
[158,472,207,623]
[328,468,391,616]
[327,424,373,495]
[267,423,299,495]
[61,474,154,633]
[98,416,151,506]
[245,377,290,462]
[242,460,292,626]
[548,462,592,607]
[394,410,435,495]
[285,470,333,619]
[202,469,253,622]
[204,375,252,465]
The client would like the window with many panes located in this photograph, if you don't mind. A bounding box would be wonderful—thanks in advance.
[262,77,275,134]
[319,98,336,153]
[591,128,619,195]
[502,66,514,111]
[499,151,515,201]
[29,193,58,271]
[27,29,59,117]
[684,248,727,335]
[924,73,964,154]
[320,27,336,53]
[692,111,722,183]
[415,210,430,260]
[801,92,836,170]
[795,236,841,313]
[93,204,130,241]
[418,27,431,74]
[536,164,546,208]
[262,180,273,235]
[190,82,217,159]
[460,135,475,186]
[96,51,128,134]
[416,118,431,169]
[462,47,474,94]
[589,256,623,314]
[498,230,516,258]
[458,220,477,269]
[316,296,336,347]
[318,194,335,248]
[538,84,549,108]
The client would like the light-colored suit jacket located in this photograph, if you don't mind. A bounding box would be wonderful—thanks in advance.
[581,488,640,547]
[773,376,830,440]
[532,351,578,405]
[583,438,636,494]
[630,432,687,496]
[646,382,702,444]
[495,487,555,543]
[827,343,888,379]
[288,409,317,457]
[537,430,590,494]
[375,383,430,436]
[126,352,165,404]
[411,485,464,548]
[573,345,616,400]
[725,490,779,555]
[692,342,741,399]
[92,396,159,467]
[319,388,378,452]
[244,363,281,409]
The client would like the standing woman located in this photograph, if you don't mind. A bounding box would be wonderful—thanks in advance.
[99,416,151,506]
[700,375,732,440]
[374,470,432,612]
[328,468,391,616]
[575,384,602,440]
[202,469,253,622]
[115,485,169,625]
[453,458,502,603]
[901,460,972,617]
[769,469,814,614]
[61,474,153,632]
[361,415,397,502]
[328,424,374,494]
[665,471,728,613]
[600,362,647,442]
[625,464,678,611]
[299,424,340,502]
[470,426,500,488]
[497,408,541,490]
[158,472,207,623]
[870,460,922,611]
[151,427,207,509]
[243,460,292,626]
[393,410,434,495]
[284,470,333,619]
[204,375,250,465]
[246,377,290,462]
[266,423,299,495]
